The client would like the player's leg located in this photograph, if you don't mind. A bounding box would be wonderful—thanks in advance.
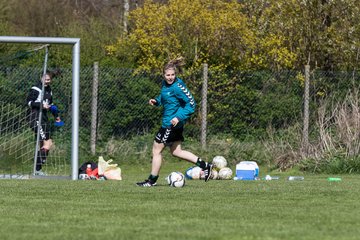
[35,121,51,174]
[28,113,44,172]
[170,129,213,182]
[136,141,165,187]
[150,141,165,178]
[169,141,197,163]
[39,138,52,163]
[42,138,52,150]
[136,127,167,187]
[35,142,43,171]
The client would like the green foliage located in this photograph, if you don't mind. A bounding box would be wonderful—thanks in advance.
[96,69,162,139]
[254,72,303,129]
[0,1,125,67]
[0,66,39,105]
[301,155,360,174]
[1,0,360,70]
[60,18,124,66]
[244,0,360,70]
[108,0,256,72]
[107,0,360,71]
[205,69,303,138]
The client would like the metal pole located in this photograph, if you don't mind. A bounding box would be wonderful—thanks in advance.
[33,46,49,175]
[201,63,208,149]
[90,62,99,155]
[302,64,310,155]
[71,40,80,180]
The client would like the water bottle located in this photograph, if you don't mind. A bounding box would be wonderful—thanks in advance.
[287,176,304,181]
[86,164,92,176]
[262,175,280,180]
[269,176,280,180]
[327,177,341,182]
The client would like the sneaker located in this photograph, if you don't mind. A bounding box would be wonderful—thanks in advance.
[34,170,47,176]
[136,179,157,187]
[203,163,213,182]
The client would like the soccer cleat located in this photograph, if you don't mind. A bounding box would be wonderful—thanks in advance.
[203,163,213,182]
[34,170,47,176]
[136,179,157,187]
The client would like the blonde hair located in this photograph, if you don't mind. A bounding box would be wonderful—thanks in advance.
[163,57,185,74]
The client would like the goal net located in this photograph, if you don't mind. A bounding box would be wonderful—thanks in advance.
[0,37,80,179]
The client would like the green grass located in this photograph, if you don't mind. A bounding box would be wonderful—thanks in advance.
[0,161,359,240]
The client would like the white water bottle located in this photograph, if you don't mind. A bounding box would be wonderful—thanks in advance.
[288,176,304,181]
[263,175,280,180]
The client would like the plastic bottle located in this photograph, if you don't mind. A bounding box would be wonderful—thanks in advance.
[327,177,341,182]
[287,176,304,181]
[262,175,280,180]
[86,164,92,176]
[270,176,280,180]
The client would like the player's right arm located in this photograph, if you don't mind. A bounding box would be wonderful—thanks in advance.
[150,94,162,106]
[26,86,50,110]
[26,87,41,109]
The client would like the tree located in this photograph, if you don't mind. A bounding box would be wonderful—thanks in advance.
[0,0,127,66]
[107,0,256,72]
[243,0,360,70]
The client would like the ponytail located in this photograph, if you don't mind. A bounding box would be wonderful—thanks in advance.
[163,57,185,74]
[44,68,62,79]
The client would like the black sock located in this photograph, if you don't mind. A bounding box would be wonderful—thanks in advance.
[36,151,42,171]
[40,148,49,164]
[148,174,159,183]
[196,158,206,169]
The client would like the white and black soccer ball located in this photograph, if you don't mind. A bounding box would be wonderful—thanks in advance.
[218,167,233,180]
[212,156,227,170]
[166,172,185,188]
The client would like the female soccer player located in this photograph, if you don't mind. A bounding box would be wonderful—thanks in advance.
[136,58,213,187]
[26,71,62,175]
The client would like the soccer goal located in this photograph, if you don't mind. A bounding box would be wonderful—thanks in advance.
[0,36,80,180]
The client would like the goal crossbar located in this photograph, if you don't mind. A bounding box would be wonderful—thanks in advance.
[0,36,80,180]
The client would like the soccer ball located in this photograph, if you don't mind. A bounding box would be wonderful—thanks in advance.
[189,166,203,180]
[185,166,198,179]
[199,168,219,180]
[218,167,233,180]
[166,172,185,188]
[211,169,219,180]
[212,156,227,170]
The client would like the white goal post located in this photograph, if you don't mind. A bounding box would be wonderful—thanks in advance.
[0,36,80,180]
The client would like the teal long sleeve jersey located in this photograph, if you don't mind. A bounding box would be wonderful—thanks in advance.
[154,77,196,128]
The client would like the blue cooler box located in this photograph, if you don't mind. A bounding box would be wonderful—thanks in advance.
[235,161,259,180]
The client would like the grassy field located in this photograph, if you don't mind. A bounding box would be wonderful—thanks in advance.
[0,160,359,240]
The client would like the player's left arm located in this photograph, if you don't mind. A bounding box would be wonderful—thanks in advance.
[50,104,63,126]
[48,93,59,119]
[48,92,62,123]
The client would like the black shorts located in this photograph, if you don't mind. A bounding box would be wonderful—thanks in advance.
[154,127,184,145]
[28,111,50,141]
